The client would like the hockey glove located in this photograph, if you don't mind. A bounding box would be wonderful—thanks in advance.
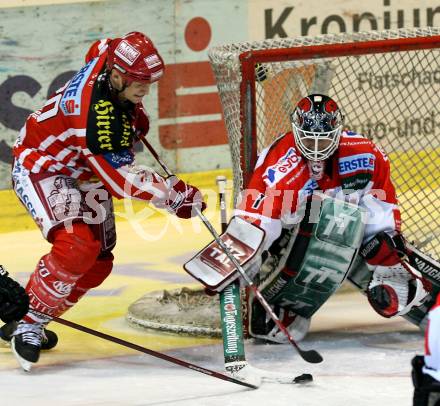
[0,267,29,323]
[165,176,206,219]
[360,232,428,317]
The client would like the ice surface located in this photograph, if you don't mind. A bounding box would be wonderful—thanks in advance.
[0,221,425,405]
[0,327,421,406]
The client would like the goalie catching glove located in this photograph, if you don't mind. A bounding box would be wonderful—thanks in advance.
[184,217,265,291]
[360,232,429,318]
[0,266,29,323]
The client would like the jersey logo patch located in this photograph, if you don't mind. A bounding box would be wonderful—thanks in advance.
[341,174,371,191]
[338,153,375,176]
[263,148,301,187]
[86,82,135,155]
[102,150,134,168]
[61,59,98,116]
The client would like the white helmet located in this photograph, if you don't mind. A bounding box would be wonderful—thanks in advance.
[291,94,344,161]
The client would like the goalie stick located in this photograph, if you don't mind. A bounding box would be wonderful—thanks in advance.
[33,313,257,389]
[216,176,313,385]
[137,133,323,364]
[216,176,247,372]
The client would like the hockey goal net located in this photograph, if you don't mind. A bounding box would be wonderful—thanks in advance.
[209,27,440,259]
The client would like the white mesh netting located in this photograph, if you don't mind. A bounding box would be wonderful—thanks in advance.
[209,27,440,259]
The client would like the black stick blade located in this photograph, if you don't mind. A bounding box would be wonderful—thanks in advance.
[293,373,313,384]
[300,349,323,364]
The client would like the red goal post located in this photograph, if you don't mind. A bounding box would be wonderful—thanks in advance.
[209,28,440,258]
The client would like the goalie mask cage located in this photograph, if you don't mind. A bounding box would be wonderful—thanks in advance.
[209,27,440,259]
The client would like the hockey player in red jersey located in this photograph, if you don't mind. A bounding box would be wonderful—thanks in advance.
[242,94,432,342]
[186,94,429,344]
[9,31,206,371]
[239,94,429,342]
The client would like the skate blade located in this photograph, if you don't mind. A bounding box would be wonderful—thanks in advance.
[11,337,35,372]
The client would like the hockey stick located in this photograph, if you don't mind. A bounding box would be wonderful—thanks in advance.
[48,315,257,389]
[194,208,322,364]
[216,176,228,232]
[216,176,248,372]
[137,134,323,364]
[215,177,314,384]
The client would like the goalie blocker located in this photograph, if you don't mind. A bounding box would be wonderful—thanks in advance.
[184,217,265,292]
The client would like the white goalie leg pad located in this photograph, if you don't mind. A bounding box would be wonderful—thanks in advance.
[184,217,265,292]
[368,261,429,318]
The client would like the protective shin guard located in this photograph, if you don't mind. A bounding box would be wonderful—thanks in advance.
[56,253,114,317]
[24,256,81,323]
[24,224,101,322]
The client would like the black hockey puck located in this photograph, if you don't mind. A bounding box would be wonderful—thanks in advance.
[293,373,313,384]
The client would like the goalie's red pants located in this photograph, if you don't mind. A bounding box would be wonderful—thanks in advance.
[24,223,113,323]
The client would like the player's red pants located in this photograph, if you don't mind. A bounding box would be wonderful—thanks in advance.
[12,163,117,324]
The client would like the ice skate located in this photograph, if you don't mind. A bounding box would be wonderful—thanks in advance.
[1,321,58,350]
[11,321,45,372]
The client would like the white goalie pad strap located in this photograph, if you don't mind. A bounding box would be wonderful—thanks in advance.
[184,216,265,292]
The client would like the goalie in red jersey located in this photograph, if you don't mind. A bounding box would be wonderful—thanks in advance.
[7,31,206,371]
[186,94,429,344]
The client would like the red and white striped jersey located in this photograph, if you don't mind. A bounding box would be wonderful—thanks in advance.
[235,131,401,248]
[13,39,166,202]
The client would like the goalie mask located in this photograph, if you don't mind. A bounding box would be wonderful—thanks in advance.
[291,94,344,161]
